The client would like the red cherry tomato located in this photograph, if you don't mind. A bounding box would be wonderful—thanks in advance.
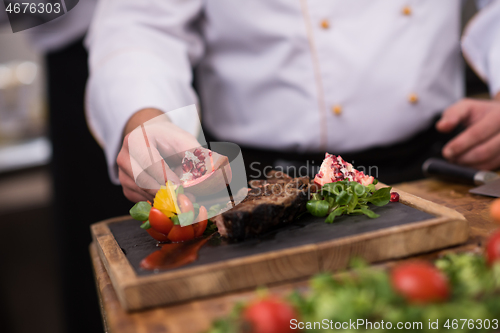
[491,199,500,224]
[149,208,174,235]
[486,230,500,266]
[243,297,298,333]
[193,205,208,237]
[142,221,170,242]
[391,261,450,304]
[177,193,194,213]
[168,225,195,242]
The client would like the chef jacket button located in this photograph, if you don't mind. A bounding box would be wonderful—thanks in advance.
[320,19,330,29]
[402,6,412,16]
[332,105,342,115]
[408,93,419,104]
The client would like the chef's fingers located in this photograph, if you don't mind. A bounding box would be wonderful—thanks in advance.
[441,111,500,160]
[117,141,160,189]
[125,130,181,186]
[436,99,474,133]
[153,124,201,165]
[119,169,155,202]
[120,151,178,197]
[455,133,500,168]
[118,139,164,195]
[143,158,181,186]
[131,158,173,197]
[465,153,500,171]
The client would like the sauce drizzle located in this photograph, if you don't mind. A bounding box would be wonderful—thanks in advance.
[140,236,211,271]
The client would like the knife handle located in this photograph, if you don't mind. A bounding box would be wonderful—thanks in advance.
[422,158,496,185]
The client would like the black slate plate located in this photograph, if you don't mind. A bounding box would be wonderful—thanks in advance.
[108,202,434,277]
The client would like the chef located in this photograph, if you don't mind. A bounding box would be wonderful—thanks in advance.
[85,0,500,202]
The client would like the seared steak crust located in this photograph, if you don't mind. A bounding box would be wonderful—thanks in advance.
[213,172,311,240]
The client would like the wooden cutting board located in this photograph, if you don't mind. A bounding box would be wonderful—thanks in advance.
[91,186,468,311]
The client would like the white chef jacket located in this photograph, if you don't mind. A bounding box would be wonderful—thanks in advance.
[85,0,500,183]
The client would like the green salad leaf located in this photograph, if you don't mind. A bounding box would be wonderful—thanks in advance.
[129,201,151,221]
[175,184,184,196]
[170,211,195,227]
[203,220,218,236]
[306,200,330,217]
[139,220,151,229]
[367,187,392,206]
[207,204,222,218]
[306,180,391,223]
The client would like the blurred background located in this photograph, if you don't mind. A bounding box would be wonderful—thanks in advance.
[0,1,491,333]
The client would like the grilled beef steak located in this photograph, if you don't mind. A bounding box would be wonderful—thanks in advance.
[212,171,312,240]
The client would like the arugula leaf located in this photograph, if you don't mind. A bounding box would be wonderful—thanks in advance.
[347,193,358,213]
[175,185,184,197]
[335,190,353,206]
[365,184,376,193]
[177,211,195,227]
[203,219,218,236]
[208,204,222,218]
[306,200,330,217]
[367,187,392,206]
[325,195,335,207]
[325,207,346,223]
[323,182,344,196]
[129,201,151,221]
[360,206,380,218]
[353,183,366,196]
[140,220,151,229]
[311,193,322,201]
[192,202,200,219]
[171,215,180,225]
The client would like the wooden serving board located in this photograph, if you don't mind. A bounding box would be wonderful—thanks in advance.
[91,186,468,311]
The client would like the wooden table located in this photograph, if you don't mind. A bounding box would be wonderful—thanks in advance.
[90,178,498,333]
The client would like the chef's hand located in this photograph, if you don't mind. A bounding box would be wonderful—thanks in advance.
[117,108,200,202]
[436,93,500,170]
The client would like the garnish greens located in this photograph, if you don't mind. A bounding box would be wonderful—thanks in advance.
[129,185,220,233]
[129,201,152,229]
[306,180,391,223]
[207,253,500,333]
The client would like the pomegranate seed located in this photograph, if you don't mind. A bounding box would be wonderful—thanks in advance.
[198,154,206,161]
[197,163,207,175]
[193,148,203,157]
[181,159,194,172]
[390,192,400,202]
[317,171,323,178]
[208,151,212,156]
[192,168,202,178]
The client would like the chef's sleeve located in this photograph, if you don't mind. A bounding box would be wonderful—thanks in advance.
[462,0,500,97]
[85,0,204,183]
